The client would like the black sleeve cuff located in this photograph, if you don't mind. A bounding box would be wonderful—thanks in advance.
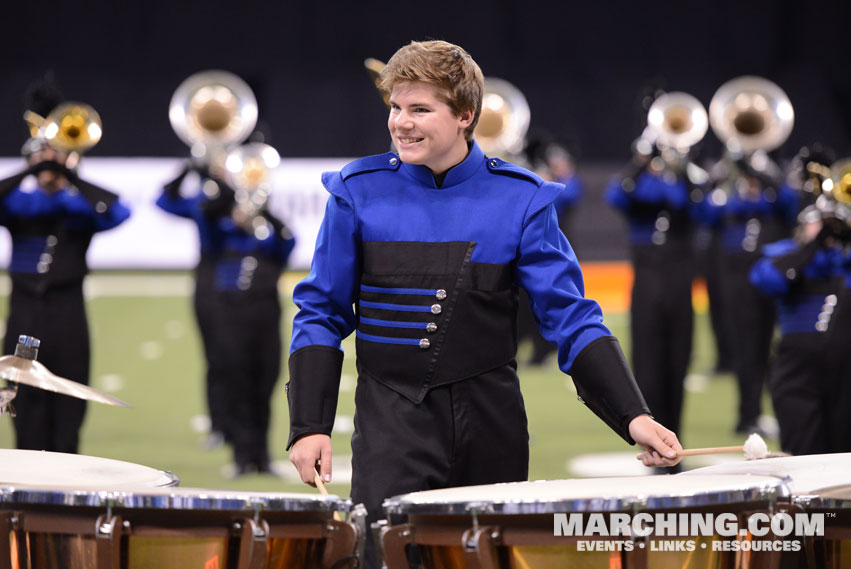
[67,172,120,209]
[163,164,192,198]
[286,345,344,450]
[770,238,821,286]
[0,167,33,200]
[568,336,651,444]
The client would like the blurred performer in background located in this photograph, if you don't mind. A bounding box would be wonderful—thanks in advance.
[159,71,295,474]
[697,76,800,437]
[0,78,131,453]
[519,130,583,365]
[749,153,851,454]
[161,71,256,452]
[605,91,708,459]
[157,145,294,475]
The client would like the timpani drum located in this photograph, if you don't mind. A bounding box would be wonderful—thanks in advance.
[0,450,363,569]
[379,475,786,569]
[685,453,851,568]
[0,449,179,488]
[1,486,362,569]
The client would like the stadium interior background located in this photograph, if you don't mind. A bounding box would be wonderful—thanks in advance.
[0,0,848,491]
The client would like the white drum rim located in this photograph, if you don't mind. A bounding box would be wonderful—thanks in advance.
[683,453,851,495]
[0,449,179,488]
[0,484,351,513]
[383,475,788,516]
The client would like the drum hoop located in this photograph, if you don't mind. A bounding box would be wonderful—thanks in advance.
[384,480,788,516]
[792,484,851,510]
[1,486,351,513]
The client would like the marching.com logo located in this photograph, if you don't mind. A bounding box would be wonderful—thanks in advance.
[554,512,824,552]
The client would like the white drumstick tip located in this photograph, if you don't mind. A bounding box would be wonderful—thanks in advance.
[743,433,769,460]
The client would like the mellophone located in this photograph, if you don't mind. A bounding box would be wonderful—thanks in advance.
[0,450,363,569]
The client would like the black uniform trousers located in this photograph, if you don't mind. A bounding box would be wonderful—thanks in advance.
[723,254,776,431]
[206,290,281,470]
[4,282,90,453]
[695,228,735,372]
[192,260,231,441]
[351,363,529,569]
[769,333,851,455]
[629,254,694,437]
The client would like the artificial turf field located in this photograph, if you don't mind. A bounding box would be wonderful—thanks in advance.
[0,269,770,496]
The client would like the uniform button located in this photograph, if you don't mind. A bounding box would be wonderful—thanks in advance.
[241,256,258,271]
[785,269,796,280]
[419,338,431,349]
[46,235,58,247]
[489,159,498,168]
[426,322,438,333]
[202,180,220,198]
[389,157,398,166]
[95,201,107,213]
[430,304,442,315]
[435,289,447,300]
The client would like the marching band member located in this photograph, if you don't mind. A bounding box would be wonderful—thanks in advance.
[0,80,131,453]
[605,91,706,464]
[698,77,800,437]
[286,40,682,569]
[156,140,295,476]
[749,189,851,454]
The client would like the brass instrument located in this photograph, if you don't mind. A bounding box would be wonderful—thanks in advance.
[827,159,851,205]
[39,102,103,154]
[709,76,794,155]
[224,142,280,239]
[364,58,391,107]
[169,70,258,161]
[646,91,708,153]
[475,77,530,158]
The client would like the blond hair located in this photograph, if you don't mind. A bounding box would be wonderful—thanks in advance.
[380,40,484,141]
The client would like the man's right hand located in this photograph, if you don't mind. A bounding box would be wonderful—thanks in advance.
[289,433,332,486]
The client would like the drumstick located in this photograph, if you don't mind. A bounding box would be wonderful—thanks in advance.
[314,468,342,522]
[675,446,744,457]
[313,469,330,495]
[635,434,769,461]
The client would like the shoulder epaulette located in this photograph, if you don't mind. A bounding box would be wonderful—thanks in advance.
[341,153,401,180]
[485,157,544,186]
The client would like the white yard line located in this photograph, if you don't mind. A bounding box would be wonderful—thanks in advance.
[0,272,306,298]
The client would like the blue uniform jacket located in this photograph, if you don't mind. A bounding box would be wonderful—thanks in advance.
[288,142,648,447]
[156,191,295,293]
[750,238,847,335]
[0,182,130,290]
[605,171,694,250]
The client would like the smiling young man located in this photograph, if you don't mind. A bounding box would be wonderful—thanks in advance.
[287,40,682,567]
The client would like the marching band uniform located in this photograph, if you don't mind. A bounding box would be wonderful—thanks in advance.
[288,141,650,537]
[606,169,696,439]
[697,170,799,434]
[157,179,295,473]
[749,224,851,454]
[0,158,130,453]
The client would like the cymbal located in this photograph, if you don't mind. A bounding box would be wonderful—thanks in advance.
[0,355,132,408]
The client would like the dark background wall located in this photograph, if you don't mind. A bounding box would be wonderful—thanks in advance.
[1,0,849,259]
[2,0,848,160]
